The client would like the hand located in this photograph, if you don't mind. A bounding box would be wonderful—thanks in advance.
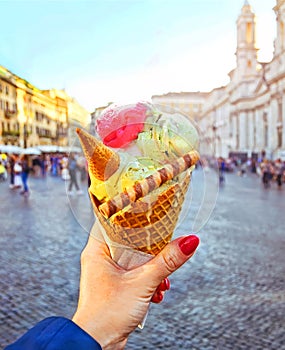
[72,222,200,350]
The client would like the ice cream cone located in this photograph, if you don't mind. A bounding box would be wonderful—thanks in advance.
[90,172,191,256]
[77,129,199,258]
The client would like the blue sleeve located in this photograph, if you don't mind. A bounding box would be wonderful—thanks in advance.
[4,317,102,350]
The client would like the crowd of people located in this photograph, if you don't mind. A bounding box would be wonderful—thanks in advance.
[0,152,88,196]
[1,151,285,197]
[216,156,285,189]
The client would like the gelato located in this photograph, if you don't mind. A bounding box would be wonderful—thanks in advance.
[76,102,200,258]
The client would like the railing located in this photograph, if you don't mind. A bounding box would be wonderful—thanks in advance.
[4,110,17,118]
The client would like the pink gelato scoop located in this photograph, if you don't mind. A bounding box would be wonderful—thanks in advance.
[96,102,149,148]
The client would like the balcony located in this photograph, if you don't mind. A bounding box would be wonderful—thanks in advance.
[4,109,17,119]
[2,130,20,137]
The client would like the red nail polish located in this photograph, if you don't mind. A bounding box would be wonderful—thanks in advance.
[159,278,170,292]
[178,235,199,256]
[157,291,163,302]
[164,278,170,291]
[151,291,164,303]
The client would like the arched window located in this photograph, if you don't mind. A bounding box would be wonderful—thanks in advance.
[280,21,284,49]
[263,112,268,147]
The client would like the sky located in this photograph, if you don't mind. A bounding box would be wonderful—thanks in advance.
[1,0,276,112]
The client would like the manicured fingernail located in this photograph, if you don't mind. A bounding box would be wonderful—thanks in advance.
[164,278,170,291]
[178,235,200,256]
[156,291,163,302]
[158,278,170,292]
[151,291,164,303]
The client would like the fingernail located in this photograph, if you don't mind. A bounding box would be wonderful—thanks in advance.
[159,278,170,292]
[178,235,200,256]
[156,291,163,302]
[151,291,164,303]
[164,278,170,291]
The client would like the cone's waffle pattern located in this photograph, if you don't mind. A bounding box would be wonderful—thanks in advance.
[90,172,191,255]
[99,150,199,219]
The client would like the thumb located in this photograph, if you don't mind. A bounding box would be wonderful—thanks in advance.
[140,235,200,287]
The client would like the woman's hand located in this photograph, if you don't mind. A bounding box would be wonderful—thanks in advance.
[72,222,199,350]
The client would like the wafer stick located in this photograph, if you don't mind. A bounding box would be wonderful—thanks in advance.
[99,150,200,219]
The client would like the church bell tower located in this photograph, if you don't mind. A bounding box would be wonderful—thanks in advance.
[235,0,258,79]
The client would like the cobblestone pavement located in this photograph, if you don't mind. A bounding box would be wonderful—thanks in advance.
[0,170,284,349]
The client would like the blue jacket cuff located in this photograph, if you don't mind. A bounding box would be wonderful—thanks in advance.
[5,316,102,350]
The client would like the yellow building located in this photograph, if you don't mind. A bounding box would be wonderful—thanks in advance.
[0,66,18,145]
[0,65,90,148]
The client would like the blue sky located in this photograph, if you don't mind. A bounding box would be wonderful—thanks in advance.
[1,0,276,111]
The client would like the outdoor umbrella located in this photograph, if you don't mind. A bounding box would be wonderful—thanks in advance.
[37,145,58,153]
[0,145,23,154]
[21,147,42,155]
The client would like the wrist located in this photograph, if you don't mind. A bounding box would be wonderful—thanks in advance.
[72,312,128,350]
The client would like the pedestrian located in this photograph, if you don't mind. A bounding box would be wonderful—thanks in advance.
[8,154,16,188]
[13,156,22,189]
[218,157,226,184]
[77,155,87,182]
[39,154,47,177]
[20,154,31,196]
[260,159,272,188]
[274,158,284,188]
[68,154,83,195]
[251,158,257,174]
[4,222,200,349]
[51,155,59,176]
[0,160,7,181]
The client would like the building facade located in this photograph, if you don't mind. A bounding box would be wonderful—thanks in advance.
[199,0,285,161]
[151,1,285,161]
[0,65,90,148]
[151,92,209,123]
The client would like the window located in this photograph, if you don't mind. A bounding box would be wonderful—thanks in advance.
[263,112,268,147]
[277,126,283,148]
[278,99,283,123]
[5,86,9,95]
[281,21,284,50]
[246,23,252,44]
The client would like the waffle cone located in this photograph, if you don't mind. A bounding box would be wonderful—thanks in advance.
[76,129,195,257]
[76,128,120,181]
[89,171,191,256]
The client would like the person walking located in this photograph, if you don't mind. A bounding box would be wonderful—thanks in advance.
[20,154,31,196]
[8,154,16,188]
[68,154,83,195]
[0,160,7,181]
[275,158,284,188]
[260,159,272,188]
[218,157,226,184]
[13,156,22,189]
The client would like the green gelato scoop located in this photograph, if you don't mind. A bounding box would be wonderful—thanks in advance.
[137,110,199,162]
